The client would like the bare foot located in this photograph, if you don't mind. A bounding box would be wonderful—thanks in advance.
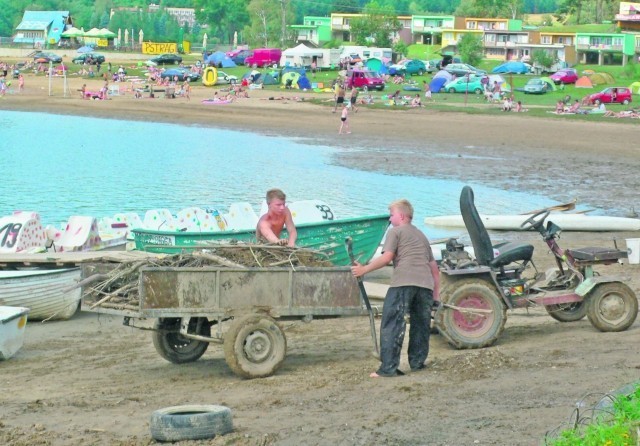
[370,372,380,378]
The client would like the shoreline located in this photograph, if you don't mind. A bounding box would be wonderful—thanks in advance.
[3,74,640,214]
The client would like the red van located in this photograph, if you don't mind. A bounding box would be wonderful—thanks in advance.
[244,48,282,68]
[344,69,385,91]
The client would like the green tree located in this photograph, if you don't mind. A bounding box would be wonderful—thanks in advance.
[349,1,401,47]
[193,0,249,45]
[457,33,484,67]
[532,48,555,70]
[244,0,280,47]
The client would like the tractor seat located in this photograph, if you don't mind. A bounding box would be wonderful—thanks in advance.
[566,247,627,262]
[490,242,534,269]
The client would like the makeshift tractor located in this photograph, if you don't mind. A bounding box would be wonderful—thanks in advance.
[435,186,638,349]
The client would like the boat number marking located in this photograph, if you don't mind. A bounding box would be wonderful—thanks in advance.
[0,223,23,248]
[316,205,334,220]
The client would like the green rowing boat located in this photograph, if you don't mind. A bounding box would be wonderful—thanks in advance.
[132,214,390,266]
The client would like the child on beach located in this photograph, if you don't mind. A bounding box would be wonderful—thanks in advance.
[339,104,350,134]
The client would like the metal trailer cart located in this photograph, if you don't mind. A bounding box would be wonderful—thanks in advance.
[82,266,368,378]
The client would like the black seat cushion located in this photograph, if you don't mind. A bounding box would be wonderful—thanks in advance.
[489,242,534,268]
[567,247,627,261]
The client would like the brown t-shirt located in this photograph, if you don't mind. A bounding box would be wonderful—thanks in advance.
[383,223,435,289]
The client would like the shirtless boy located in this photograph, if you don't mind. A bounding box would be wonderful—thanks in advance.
[256,189,297,246]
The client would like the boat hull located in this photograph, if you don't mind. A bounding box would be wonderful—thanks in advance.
[425,214,640,232]
[0,269,81,320]
[133,214,390,266]
[0,306,29,360]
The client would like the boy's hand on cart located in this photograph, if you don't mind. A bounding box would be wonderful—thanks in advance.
[351,261,366,278]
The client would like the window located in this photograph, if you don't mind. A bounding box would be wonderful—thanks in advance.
[541,35,551,44]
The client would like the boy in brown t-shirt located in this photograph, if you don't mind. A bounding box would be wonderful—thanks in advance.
[351,199,440,377]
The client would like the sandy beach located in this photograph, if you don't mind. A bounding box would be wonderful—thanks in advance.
[1,70,640,445]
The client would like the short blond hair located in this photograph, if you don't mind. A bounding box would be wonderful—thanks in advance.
[266,188,286,203]
[389,199,414,220]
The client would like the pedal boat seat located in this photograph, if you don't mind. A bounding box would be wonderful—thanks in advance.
[460,186,535,269]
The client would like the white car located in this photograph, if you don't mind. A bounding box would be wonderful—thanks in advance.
[215,71,238,85]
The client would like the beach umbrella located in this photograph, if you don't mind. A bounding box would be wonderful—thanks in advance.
[124,29,129,45]
[233,31,238,47]
[84,28,102,38]
[117,28,121,45]
[139,29,144,45]
[203,33,207,49]
[99,28,116,38]
[61,27,83,38]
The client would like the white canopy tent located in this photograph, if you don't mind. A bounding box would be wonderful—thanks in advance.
[280,44,324,68]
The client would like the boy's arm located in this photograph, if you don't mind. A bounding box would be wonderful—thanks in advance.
[351,251,395,278]
[284,209,297,247]
[429,259,440,300]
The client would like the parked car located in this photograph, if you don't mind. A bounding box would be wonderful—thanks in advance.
[244,48,282,68]
[444,76,486,94]
[72,53,106,65]
[149,54,183,65]
[344,68,385,91]
[550,68,578,85]
[231,50,252,65]
[390,59,426,76]
[439,55,462,69]
[523,78,550,94]
[215,71,238,85]
[33,52,62,64]
[444,63,486,77]
[160,68,200,82]
[588,87,632,105]
[424,60,439,73]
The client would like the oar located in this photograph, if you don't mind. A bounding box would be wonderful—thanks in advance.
[345,237,380,358]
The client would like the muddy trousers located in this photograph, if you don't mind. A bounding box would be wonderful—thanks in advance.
[376,286,433,376]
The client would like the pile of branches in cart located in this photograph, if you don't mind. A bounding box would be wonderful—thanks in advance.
[82,245,332,311]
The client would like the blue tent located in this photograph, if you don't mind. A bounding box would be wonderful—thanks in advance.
[429,77,448,93]
[492,61,529,74]
[206,51,237,68]
[297,76,311,90]
[281,66,306,76]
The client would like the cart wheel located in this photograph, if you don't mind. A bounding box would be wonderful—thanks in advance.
[435,279,506,349]
[586,283,638,332]
[544,302,587,322]
[152,317,210,364]
[223,314,286,379]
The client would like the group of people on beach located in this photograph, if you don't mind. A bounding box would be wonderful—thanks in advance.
[259,188,439,378]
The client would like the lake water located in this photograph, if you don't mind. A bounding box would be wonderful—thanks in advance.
[1,110,565,238]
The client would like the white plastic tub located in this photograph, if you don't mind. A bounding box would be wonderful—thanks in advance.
[0,306,29,360]
[626,238,640,265]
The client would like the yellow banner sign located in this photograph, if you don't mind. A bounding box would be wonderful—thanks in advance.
[143,42,178,54]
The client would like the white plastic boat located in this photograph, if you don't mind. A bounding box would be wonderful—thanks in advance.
[0,306,29,360]
[425,214,640,232]
[0,268,81,320]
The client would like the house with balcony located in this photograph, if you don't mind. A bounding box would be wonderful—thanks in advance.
[13,10,73,47]
[464,17,515,32]
[575,32,636,65]
[483,29,530,61]
[531,30,578,65]
[291,16,331,47]
[441,29,483,54]
[330,13,360,42]
[616,1,640,31]
[410,15,455,45]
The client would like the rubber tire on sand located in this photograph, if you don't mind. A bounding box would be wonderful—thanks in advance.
[224,314,286,379]
[152,317,210,364]
[149,405,233,442]
[436,279,507,349]
[586,282,638,332]
[544,302,587,322]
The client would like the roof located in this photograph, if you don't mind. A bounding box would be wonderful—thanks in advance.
[14,11,70,43]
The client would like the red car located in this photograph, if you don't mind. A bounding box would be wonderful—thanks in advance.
[549,68,578,85]
[588,87,632,105]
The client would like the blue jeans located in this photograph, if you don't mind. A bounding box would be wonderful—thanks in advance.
[376,286,433,376]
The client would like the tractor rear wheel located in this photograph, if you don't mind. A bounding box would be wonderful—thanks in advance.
[435,279,507,349]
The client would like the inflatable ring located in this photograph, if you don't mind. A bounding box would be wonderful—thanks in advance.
[402,85,421,91]
[202,67,218,87]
